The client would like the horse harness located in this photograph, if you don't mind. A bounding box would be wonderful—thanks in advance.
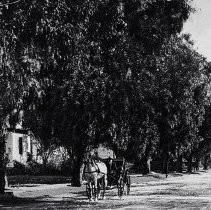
[84,160,106,175]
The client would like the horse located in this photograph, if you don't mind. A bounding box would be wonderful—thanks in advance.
[84,159,107,201]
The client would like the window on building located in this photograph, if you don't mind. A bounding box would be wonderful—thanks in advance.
[19,137,23,155]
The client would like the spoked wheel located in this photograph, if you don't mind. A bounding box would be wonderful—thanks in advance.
[98,177,106,199]
[126,175,131,195]
[117,177,125,197]
[97,181,101,198]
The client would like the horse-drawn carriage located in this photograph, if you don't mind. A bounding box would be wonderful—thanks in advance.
[105,157,131,197]
[83,156,131,201]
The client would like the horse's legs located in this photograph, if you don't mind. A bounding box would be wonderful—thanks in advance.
[104,175,107,199]
[94,178,98,201]
[104,175,108,189]
[97,179,102,199]
[88,182,93,201]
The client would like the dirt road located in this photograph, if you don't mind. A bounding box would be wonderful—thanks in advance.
[1,170,211,209]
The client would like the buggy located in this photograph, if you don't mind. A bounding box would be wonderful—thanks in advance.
[104,157,132,197]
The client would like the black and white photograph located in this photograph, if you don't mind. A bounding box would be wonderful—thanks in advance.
[1,0,211,209]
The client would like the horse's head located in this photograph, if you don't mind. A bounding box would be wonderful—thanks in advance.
[84,158,98,172]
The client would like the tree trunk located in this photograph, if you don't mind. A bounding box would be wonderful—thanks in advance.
[5,174,8,188]
[162,151,170,177]
[187,156,193,173]
[70,144,86,187]
[141,141,152,175]
[134,159,141,172]
[176,155,183,173]
[0,136,6,194]
[141,157,151,175]
[203,155,209,170]
[147,158,151,174]
[42,156,48,174]
[71,158,83,187]
[70,125,87,187]
[80,162,85,184]
[194,156,200,171]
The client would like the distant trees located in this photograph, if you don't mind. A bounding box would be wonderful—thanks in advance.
[152,35,210,173]
[123,34,210,174]
[1,0,211,192]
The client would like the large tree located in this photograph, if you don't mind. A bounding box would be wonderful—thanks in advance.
[0,0,193,188]
[0,10,27,193]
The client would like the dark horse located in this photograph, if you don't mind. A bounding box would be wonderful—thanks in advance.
[84,159,107,201]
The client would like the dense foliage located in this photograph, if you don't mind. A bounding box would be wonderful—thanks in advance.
[1,0,211,190]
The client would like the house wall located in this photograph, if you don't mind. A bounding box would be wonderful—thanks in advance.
[30,139,43,163]
[5,132,34,167]
[5,133,13,167]
[12,133,25,164]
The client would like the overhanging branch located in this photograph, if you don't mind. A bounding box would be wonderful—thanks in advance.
[0,0,22,7]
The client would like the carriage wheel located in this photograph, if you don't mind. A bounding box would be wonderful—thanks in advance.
[99,177,106,199]
[97,179,102,199]
[126,175,131,195]
[118,177,124,197]
[97,181,101,197]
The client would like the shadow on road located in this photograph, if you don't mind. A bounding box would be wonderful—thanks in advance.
[0,195,94,209]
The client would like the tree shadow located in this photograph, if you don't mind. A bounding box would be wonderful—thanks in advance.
[184,172,200,175]
[0,195,95,209]
[0,196,40,207]
[0,183,131,209]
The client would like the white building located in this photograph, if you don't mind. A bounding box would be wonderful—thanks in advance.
[5,128,68,168]
[5,128,38,167]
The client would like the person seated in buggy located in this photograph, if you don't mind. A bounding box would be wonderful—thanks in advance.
[107,157,117,173]
[106,157,126,187]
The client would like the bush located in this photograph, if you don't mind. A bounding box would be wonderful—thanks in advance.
[7,161,26,176]
[25,161,43,175]
[8,175,72,185]
[60,159,73,176]
[26,161,61,175]
[7,160,62,176]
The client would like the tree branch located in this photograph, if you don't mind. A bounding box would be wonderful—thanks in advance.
[0,0,22,7]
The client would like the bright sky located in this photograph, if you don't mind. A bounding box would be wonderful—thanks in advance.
[182,0,211,61]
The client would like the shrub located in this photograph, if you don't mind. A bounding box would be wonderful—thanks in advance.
[7,161,26,176]
[7,160,62,176]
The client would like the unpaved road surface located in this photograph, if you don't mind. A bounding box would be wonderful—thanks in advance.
[1,170,211,209]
